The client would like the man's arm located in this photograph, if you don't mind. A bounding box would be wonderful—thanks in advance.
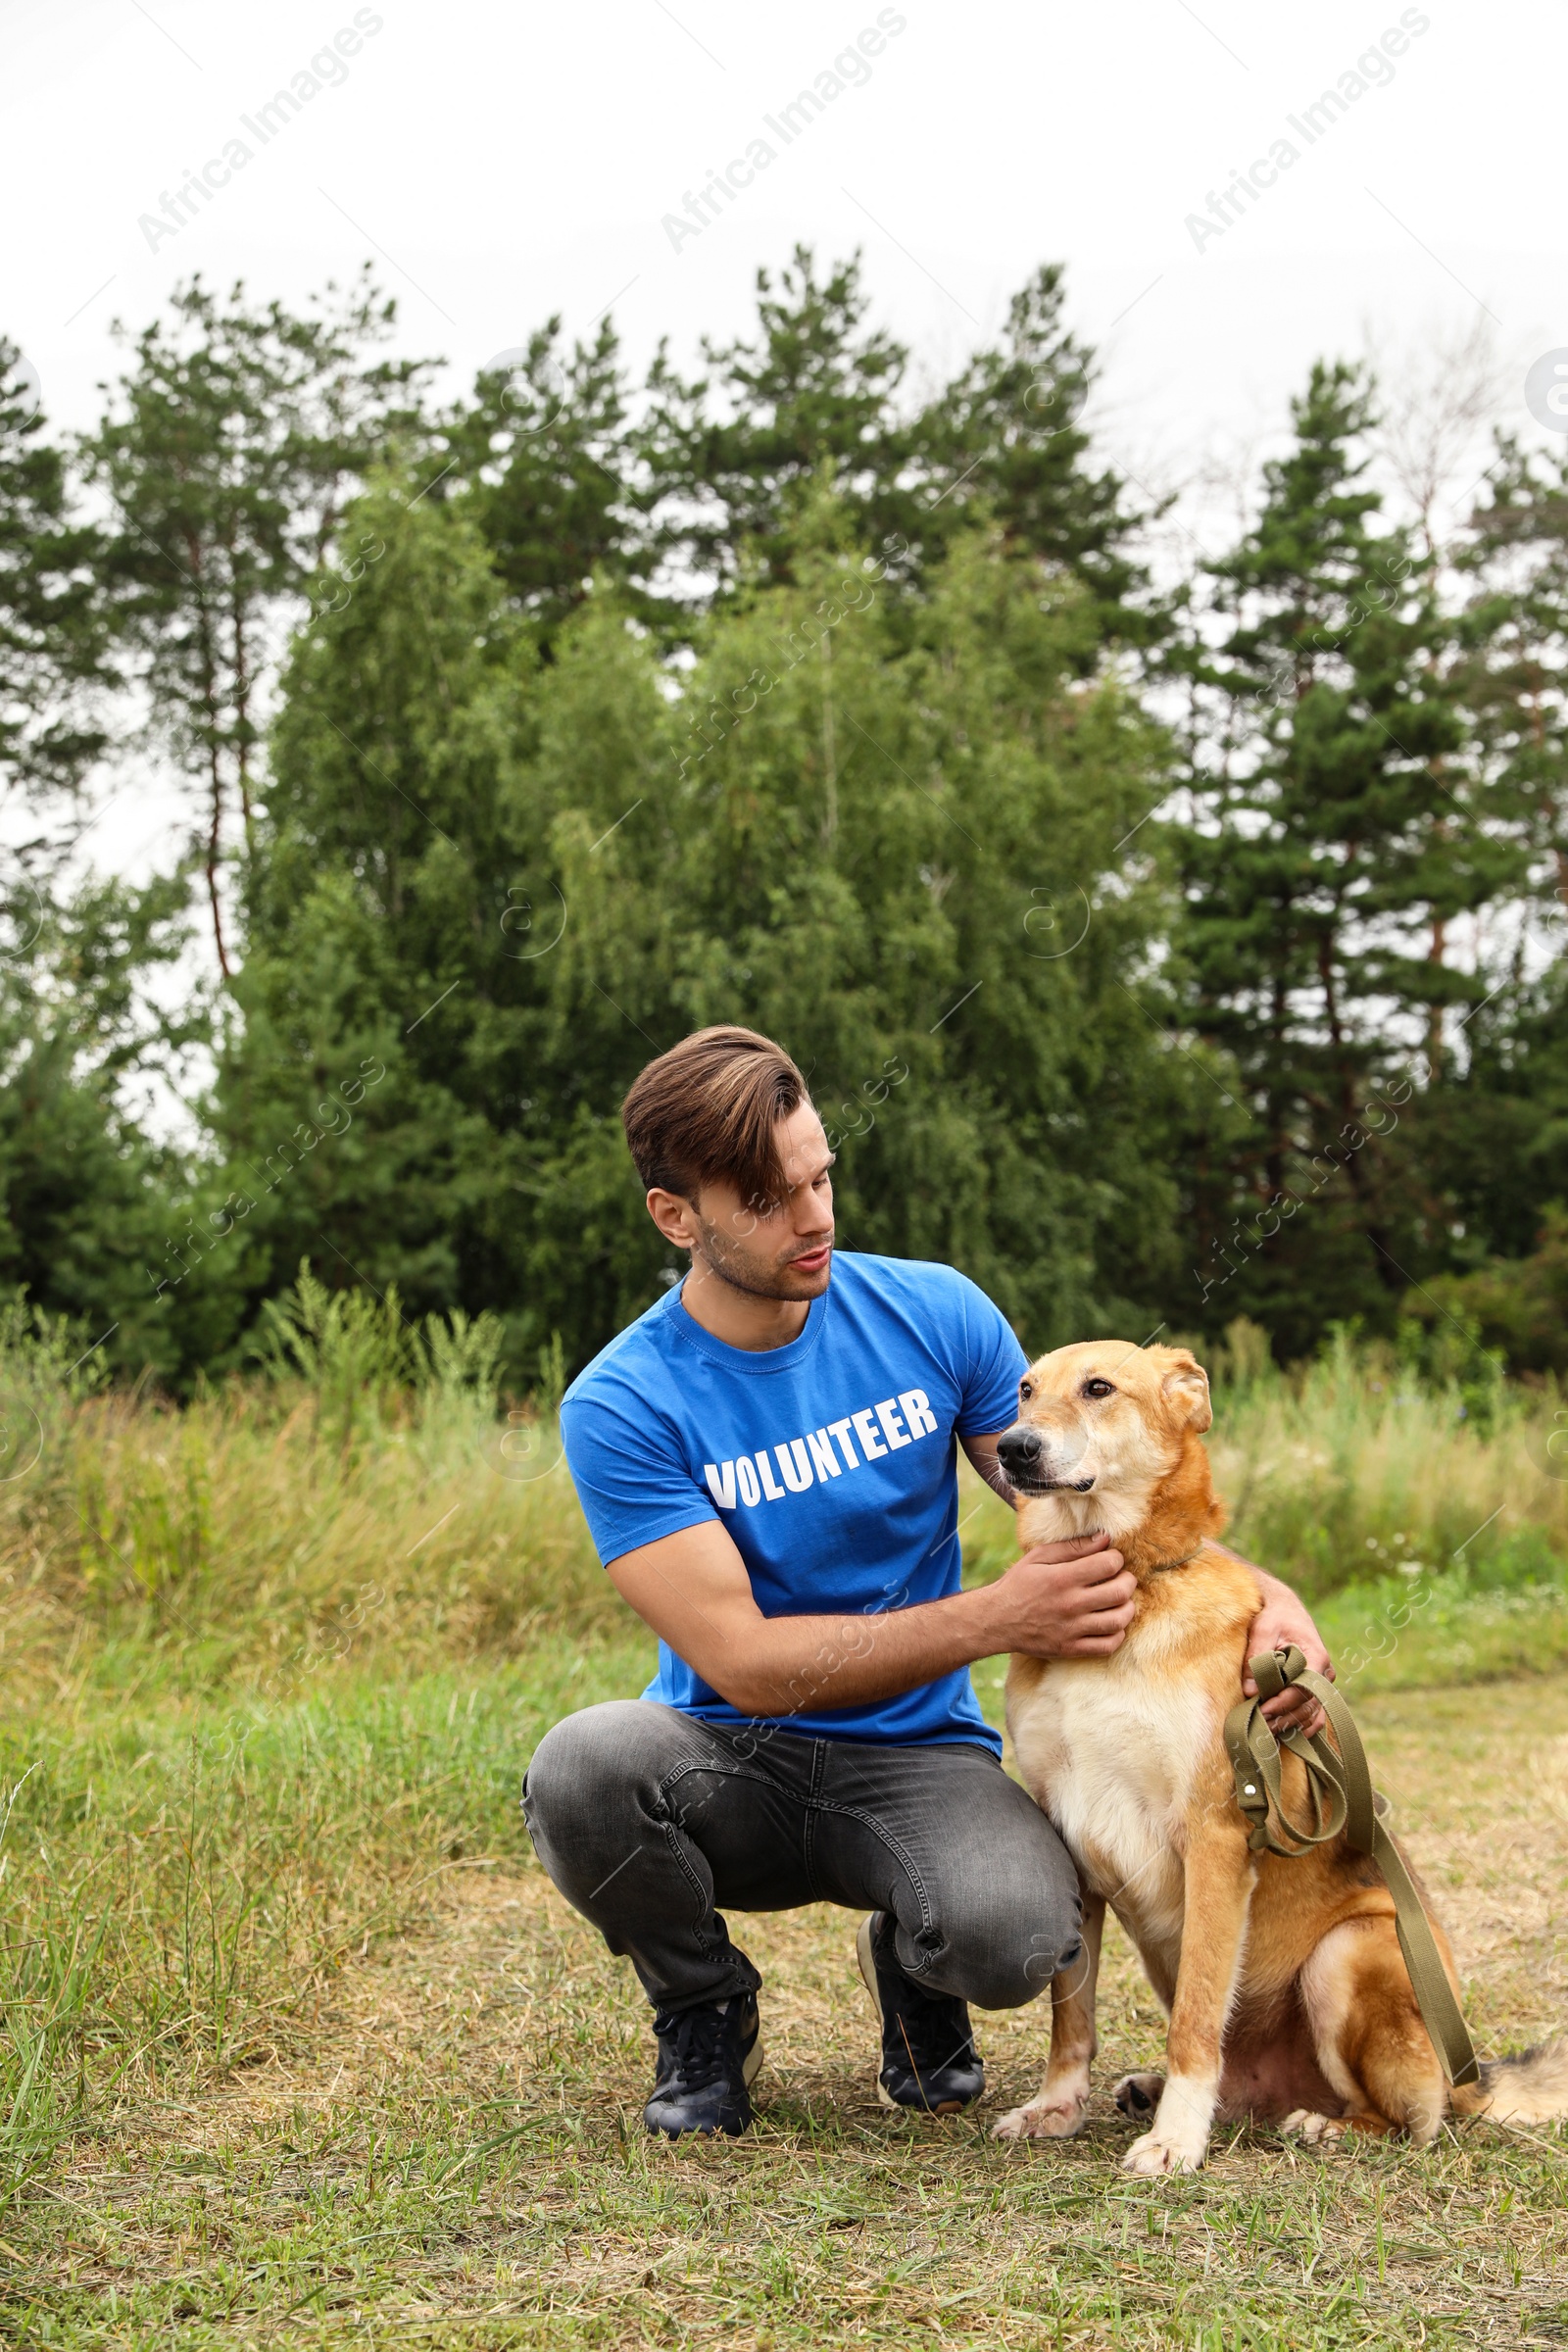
[606,1516,1137,1720]
[1212,1544,1334,1730]
[960,1430,1016,1505]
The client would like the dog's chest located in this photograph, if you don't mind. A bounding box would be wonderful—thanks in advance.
[1007,1665,1215,1933]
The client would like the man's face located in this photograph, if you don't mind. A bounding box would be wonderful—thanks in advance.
[677,1102,836,1302]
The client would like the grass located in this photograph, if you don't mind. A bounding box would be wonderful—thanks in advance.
[0,1309,1563,2344]
[2,1659,1563,2348]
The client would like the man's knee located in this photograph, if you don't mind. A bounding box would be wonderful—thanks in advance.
[935,1888,1083,2010]
[522,1699,681,1850]
[910,1815,1084,2011]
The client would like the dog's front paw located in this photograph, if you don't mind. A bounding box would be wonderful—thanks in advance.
[1113,2070,1165,2120]
[1122,2126,1206,2176]
[993,2095,1089,2141]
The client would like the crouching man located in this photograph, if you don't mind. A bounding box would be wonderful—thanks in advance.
[523,1026,1331,2137]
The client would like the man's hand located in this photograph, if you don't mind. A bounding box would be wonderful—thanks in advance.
[1238,1567,1334,1735]
[984,1533,1137,1660]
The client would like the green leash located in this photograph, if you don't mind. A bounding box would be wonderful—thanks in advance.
[1223,1645,1480,2089]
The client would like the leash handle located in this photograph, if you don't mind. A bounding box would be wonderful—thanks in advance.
[1255,1647,1377,1853]
[1223,1647,1479,2089]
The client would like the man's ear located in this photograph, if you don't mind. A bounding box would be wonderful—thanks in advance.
[1159,1349,1212,1434]
[645,1187,699,1251]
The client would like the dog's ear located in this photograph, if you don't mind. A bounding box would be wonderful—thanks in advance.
[1159,1349,1212,1434]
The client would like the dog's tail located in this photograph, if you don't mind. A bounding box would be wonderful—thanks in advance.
[1450,2035,1568,2124]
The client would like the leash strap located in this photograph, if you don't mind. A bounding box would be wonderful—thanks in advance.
[1222,1645,1479,2088]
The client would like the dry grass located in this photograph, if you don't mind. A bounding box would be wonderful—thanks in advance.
[3,1668,1565,2349]
[3,1381,601,1690]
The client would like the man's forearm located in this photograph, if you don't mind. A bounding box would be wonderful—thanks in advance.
[1213,1544,1286,1601]
[710,1585,1007,1719]
[609,1522,1137,1719]
[1210,1544,1334,1718]
[1245,1563,1293,1607]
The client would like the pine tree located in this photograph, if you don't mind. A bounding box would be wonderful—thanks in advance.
[634,250,1144,634]
[1394,437,1568,1302]
[0,341,114,830]
[84,273,433,975]
[1170,362,1525,1351]
[638,246,912,603]
[441,316,639,647]
[907,265,1146,637]
[1457,434,1568,931]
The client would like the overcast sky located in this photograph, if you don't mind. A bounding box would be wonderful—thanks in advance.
[3,0,1564,906]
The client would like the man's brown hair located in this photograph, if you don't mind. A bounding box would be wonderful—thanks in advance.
[621,1026,810,1210]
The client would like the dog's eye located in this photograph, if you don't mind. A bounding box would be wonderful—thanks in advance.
[1081,1378,1114,1400]
[1019,1382,1033,1401]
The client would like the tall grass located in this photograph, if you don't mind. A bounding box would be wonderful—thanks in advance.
[1209,1320,1568,1596]
[1,1270,604,1694]
[1205,1321,1568,1693]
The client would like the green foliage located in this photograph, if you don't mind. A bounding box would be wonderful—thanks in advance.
[82,272,433,973]
[1169,363,1537,1355]
[1401,1203,1568,1373]
[255,1260,506,1453]
[0,261,1566,1380]
[0,873,200,1378]
[906,262,1147,630]
[635,248,1144,631]
[0,340,114,814]
[1199,1321,1557,1600]
[1458,430,1568,925]
[639,245,916,603]
[212,472,1196,1373]
[444,314,636,644]
[255,1260,416,1450]
[661,516,1190,1341]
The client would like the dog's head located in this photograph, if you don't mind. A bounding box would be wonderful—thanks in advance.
[995,1341,1212,1541]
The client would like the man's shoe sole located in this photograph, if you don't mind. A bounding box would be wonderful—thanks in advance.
[856,1914,968,2116]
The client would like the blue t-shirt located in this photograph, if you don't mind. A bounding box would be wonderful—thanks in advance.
[560,1251,1028,1752]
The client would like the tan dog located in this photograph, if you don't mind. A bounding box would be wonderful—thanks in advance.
[993,1340,1568,2174]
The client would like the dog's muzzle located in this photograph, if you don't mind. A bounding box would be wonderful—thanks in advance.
[996,1422,1094,1494]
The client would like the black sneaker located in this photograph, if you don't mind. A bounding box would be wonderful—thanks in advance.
[856,1912,985,2115]
[643,1995,763,2138]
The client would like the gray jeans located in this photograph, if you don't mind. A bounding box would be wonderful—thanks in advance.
[522,1699,1082,2016]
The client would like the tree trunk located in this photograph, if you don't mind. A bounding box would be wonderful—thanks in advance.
[206,755,230,979]
[1426,913,1446,1074]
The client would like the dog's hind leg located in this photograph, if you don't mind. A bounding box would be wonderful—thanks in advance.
[994,1891,1105,2139]
[1298,1917,1446,2146]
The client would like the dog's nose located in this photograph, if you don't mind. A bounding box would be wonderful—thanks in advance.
[996,1424,1042,1478]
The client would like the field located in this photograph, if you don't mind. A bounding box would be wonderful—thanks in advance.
[0,1309,1564,2347]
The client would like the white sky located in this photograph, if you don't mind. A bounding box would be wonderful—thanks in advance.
[2,0,1564,977]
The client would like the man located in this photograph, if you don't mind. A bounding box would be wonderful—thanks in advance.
[524,1026,1332,2139]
